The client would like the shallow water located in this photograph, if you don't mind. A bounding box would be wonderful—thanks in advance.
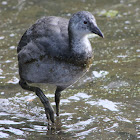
[0,0,140,139]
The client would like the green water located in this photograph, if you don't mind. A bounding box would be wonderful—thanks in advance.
[0,0,140,139]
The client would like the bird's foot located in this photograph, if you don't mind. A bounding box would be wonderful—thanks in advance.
[45,108,55,124]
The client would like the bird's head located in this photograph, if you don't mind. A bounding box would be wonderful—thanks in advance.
[69,11,104,38]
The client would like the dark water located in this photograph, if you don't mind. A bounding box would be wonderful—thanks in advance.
[0,0,140,139]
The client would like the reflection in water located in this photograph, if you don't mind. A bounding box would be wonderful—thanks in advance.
[0,0,140,139]
[86,99,119,111]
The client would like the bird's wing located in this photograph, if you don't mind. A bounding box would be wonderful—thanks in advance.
[17,16,69,63]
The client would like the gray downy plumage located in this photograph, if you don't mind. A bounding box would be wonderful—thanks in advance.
[17,11,104,123]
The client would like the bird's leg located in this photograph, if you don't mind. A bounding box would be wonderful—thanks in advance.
[19,79,54,123]
[55,86,64,116]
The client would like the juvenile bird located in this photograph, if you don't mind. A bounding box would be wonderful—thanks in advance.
[17,11,104,123]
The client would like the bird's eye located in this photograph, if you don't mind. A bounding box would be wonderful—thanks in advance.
[84,21,87,24]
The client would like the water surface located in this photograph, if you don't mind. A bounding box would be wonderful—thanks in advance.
[0,0,140,139]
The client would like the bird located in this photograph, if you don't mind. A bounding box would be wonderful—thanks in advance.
[17,11,104,123]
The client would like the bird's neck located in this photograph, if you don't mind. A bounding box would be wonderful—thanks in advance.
[69,32,93,67]
[69,32,92,56]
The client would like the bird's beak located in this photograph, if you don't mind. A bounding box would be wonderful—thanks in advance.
[91,25,104,38]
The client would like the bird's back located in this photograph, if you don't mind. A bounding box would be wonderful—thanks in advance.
[17,16,70,59]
